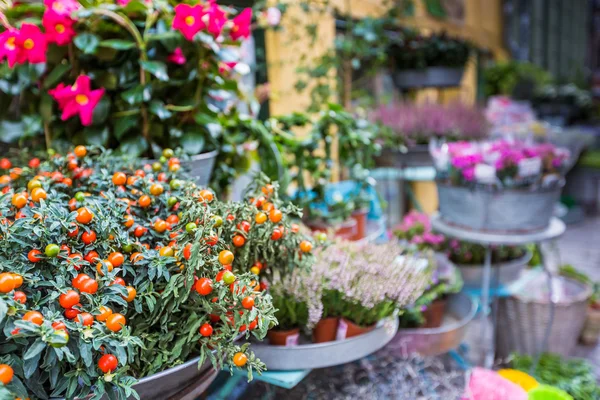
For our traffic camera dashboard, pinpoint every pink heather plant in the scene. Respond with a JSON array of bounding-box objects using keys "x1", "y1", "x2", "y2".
[{"x1": 371, "y1": 102, "x2": 488, "y2": 145}]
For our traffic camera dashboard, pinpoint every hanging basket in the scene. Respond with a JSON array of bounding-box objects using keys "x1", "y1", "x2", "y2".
[
  {"x1": 457, "y1": 251, "x2": 533, "y2": 288},
  {"x1": 374, "y1": 145, "x2": 433, "y2": 168},
  {"x1": 392, "y1": 67, "x2": 464, "y2": 89},
  {"x1": 183, "y1": 150, "x2": 219, "y2": 187},
  {"x1": 437, "y1": 182, "x2": 564, "y2": 233}
]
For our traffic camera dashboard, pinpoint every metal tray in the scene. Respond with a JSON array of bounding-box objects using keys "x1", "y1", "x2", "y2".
[
  {"x1": 251, "y1": 318, "x2": 399, "y2": 370},
  {"x1": 386, "y1": 293, "x2": 477, "y2": 357}
]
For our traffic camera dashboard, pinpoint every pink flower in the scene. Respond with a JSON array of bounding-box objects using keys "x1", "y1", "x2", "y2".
[
  {"x1": 218, "y1": 61, "x2": 237, "y2": 74},
  {"x1": 230, "y1": 8, "x2": 252, "y2": 41},
  {"x1": 44, "y1": 0, "x2": 80, "y2": 16},
  {"x1": 462, "y1": 167, "x2": 475, "y2": 181},
  {"x1": 205, "y1": 2, "x2": 227, "y2": 37},
  {"x1": 265, "y1": 7, "x2": 282, "y2": 26},
  {"x1": 16, "y1": 23, "x2": 47, "y2": 64},
  {"x1": 173, "y1": 4, "x2": 206, "y2": 41},
  {"x1": 43, "y1": 10, "x2": 77, "y2": 46},
  {"x1": 167, "y1": 47, "x2": 186, "y2": 65},
  {"x1": 49, "y1": 75, "x2": 105, "y2": 126},
  {"x1": 0, "y1": 30, "x2": 19, "y2": 68},
  {"x1": 117, "y1": 0, "x2": 130, "y2": 5}
]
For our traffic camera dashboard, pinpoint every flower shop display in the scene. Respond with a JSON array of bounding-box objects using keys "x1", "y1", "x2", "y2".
[
  {"x1": 389, "y1": 30, "x2": 472, "y2": 89},
  {"x1": 0, "y1": 145, "x2": 328, "y2": 399},
  {"x1": 483, "y1": 61, "x2": 553, "y2": 99},
  {"x1": 0, "y1": 0, "x2": 281, "y2": 191},
  {"x1": 395, "y1": 211, "x2": 531, "y2": 287},
  {"x1": 510, "y1": 353, "x2": 600, "y2": 400},
  {"x1": 533, "y1": 84, "x2": 595, "y2": 125},
  {"x1": 267, "y1": 104, "x2": 382, "y2": 240},
  {"x1": 432, "y1": 139, "x2": 570, "y2": 233}
]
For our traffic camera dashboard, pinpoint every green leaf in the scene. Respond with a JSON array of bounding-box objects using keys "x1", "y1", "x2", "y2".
[
  {"x1": 99, "y1": 39, "x2": 137, "y2": 50},
  {"x1": 43, "y1": 63, "x2": 71, "y2": 89},
  {"x1": 0, "y1": 120, "x2": 24, "y2": 143},
  {"x1": 92, "y1": 96, "x2": 110, "y2": 125},
  {"x1": 149, "y1": 101, "x2": 172, "y2": 120},
  {"x1": 23, "y1": 351, "x2": 41, "y2": 378},
  {"x1": 83, "y1": 127, "x2": 109, "y2": 146},
  {"x1": 180, "y1": 131, "x2": 205, "y2": 155},
  {"x1": 140, "y1": 60, "x2": 169, "y2": 81},
  {"x1": 121, "y1": 85, "x2": 152, "y2": 105},
  {"x1": 118, "y1": 134, "x2": 148, "y2": 157},
  {"x1": 24, "y1": 339, "x2": 46, "y2": 360},
  {"x1": 0, "y1": 299, "x2": 6, "y2": 324},
  {"x1": 74, "y1": 33, "x2": 100, "y2": 55},
  {"x1": 123, "y1": 0, "x2": 149, "y2": 13},
  {"x1": 114, "y1": 115, "x2": 139, "y2": 139},
  {"x1": 39, "y1": 93, "x2": 53, "y2": 122}
]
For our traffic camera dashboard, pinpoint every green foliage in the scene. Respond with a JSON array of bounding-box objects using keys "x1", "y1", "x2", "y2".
[
  {"x1": 511, "y1": 353, "x2": 600, "y2": 400},
  {"x1": 323, "y1": 289, "x2": 396, "y2": 328},
  {"x1": 270, "y1": 292, "x2": 308, "y2": 331},
  {"x1": 483, "y1": 61, "x2": 553, "y2": 99}
]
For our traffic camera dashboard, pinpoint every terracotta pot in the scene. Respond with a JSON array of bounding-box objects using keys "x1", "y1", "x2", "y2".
[
  {"x1": 312, "y1": 317, "x2": 339, "y2": 343},
  {"x1": 422, "y1": 299, "x2": 446, "y2": 328},
  {"x1": 267, "y1": 328, "x2": 300, "y2": 346},
  {"x1": 305, "y1": 218, "x2": 358, "y2": 240},
  {"x1": 351, "y1": 209, "x2": 368, "y2": 240},
  {"x1": 337, "y1": 317, "x2": 374, "y2": 339}
]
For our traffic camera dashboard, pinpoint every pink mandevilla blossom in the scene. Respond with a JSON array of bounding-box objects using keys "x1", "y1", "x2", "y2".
[
  {"x1": 44, "y1": 0, "x2": 80, "y2": 16},
  {"x1": 218, "y1": 61, "x2": 237, "y2": 74},
  {"x1": 16, "y1": 24, "x2": 47, "y2": 64},
  {"x1": 205, "y1": 2, "x2": 227, "y2": 37},
  {"x1": 172, "y1": 4, "x2": 206, "y2": 41},
  {"x1": 0, "y1": 30, "x2": 20, "y2": 68},
  {"x1": 167, "y1": 48, "x2": 186, "y2": 65},
  {"x1": 49, "y1": 75, "x2": 105, "y2": 126},
  {"x1": 230, "y1": 8, "x2": 252, "y2": 41},
  {"x1": 43, "y1": 10, "x2": 77, "y2": 46}
]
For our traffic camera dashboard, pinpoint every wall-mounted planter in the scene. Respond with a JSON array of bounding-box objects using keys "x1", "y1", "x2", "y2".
[{"x1": 393, "y1": 67, "x2": 464, "y2": 89}]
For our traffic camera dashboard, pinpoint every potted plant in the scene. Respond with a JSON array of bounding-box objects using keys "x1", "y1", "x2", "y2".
[
  {"x1": 267, "y1": 277, "x2": 309, "y2": 346},
  {"x1": 371, "y1": 102, "x2": 488, "y2": 167},
  {"x1": 395, "y1": 211, "x2": 532, "y2": 287},
  {"x1": 0, "y1": 0, "x2": 280, "y2": 190},
  {"x1": 431, "y1": 139, "x2": 570, "y2": 233},
  {"x1": 268, "y1": 104, "x2": 382, "y2": 240},
  {"x1": 388, "y1": 29, "x2": 472, "y2": 89},
  {"x1": 311, "y1": 240, "x2": 431, "y2": 338},
  {"x1": 0, "y1": 145, "x2": 286, "y2": 399}
]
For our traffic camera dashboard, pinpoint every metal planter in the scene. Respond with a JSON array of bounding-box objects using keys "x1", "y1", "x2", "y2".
[
  {"x1": 386, "y1": 293, "x2": 477, "y2": 357},
  {"x1": 374, "y1": 146, "x2": 433, "y2": 168},
  {"x1": 393, "y1": 67, "x2": 464, "y2": 90},
  {"x1": 250, "y1": 318, "x2": 398, "y2": 370},
  {"x1": 457, "y1": 251, "x2": 532, "y2": 288},
  {"x1": 182, "y1": 150, "x2": 218, "y2": 187},
  {"x1": 437, "y1": 182, "x2": 564, "y2": 233}
]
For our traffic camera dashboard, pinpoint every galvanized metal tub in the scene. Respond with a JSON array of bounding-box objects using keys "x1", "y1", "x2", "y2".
[
  {"x1": 183, "y1": 150, "x2": 218, "y2": 187},
  {"x1": 457, "y1": 251, "x2": 532, "y2": 288},
  {"x1": 251, "y1": 318, "x2": 398, "y2": 370},
  {"x1": 374, "y1": 146, "x2": 433, "y2": 168},
  {"x1": 496, "y1": 276, "x2": 592, "y2": 359},
  {"x1": 393, "y1": 67, "x2": 464, "y2": 89},
  {"x1": 387, "y1": 293, "x2": 477, "y2": 357},
  {"x1": 437, "y1": 182, "x2": 564, "y2": 233}
]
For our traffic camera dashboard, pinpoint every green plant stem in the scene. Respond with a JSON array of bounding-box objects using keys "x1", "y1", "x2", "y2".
[
  {"x1": 194, "y1": 44, "x2": 207, "y2": 104},
  {"x1": 43, "y1": 122, "x2": 51, "y2": 151}
]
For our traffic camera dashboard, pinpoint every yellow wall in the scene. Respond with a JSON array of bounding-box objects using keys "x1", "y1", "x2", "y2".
[{"x1": 265, "y1": 0, "x2": 508, "y2": 116}]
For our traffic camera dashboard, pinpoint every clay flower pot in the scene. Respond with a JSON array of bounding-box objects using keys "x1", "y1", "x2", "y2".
[
  {"x1": 312, "y1": 317, "x2": 339, "y2": 343},
  {"x1": 337, "y1": 317, "x2": 374, "y2": 339},
  {"x1": 351, "y1": 209, "x2": 368, "y2": 241},
  {"x1": 422, "y1": 299, "x2": 446, "y2": 328},
  {"x1": 267, "y1": 328, "x2": 300, "y2": 346}
]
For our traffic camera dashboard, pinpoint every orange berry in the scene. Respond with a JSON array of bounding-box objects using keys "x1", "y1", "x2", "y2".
[{"x1": 112, "y1": 172, "x2": 127, "y2": 186}]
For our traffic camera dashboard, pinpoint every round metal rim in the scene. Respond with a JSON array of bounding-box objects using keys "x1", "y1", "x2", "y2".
[
  {"x1": 135, "y1": 355, "x2": 207, "y2": 385},
  {"x1": 189, "y1": 149, "x2": 219, "y2": 161},
  {"x1": 398, "y1": 293, "x2": 478, "y2": 336},
  {"x1": 436, "y1": 180, "x2": 566, "y2": 194},
  {"x1": 455, "y1": 249, "x2": 533, "y2": 270}
]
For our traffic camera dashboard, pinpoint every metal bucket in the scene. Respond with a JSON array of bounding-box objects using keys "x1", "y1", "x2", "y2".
[
  {"x1": 250, "y1": 318, "x2": 398, "y2": 370},
  {"x1": 457, "y1": 251, "x2": 532, "y2": 288},
  {"x1": 437, "y1": 183, "x2": 563, "y2": 233},
  {"x1": 183, "y1": 150, "x2": 218, "y2": 187},
  {"x1": 387, "y1": 293, "x2": 477, "y2": 357},
  {"x1": 496, "y1": 276, "x2": 592, "y2": 359},
  {"x1": 393, "y1": 67, "x2": 464, "y2": 89},
  {"x1": 374, "y1": 146, "x2": 433, "y2": 169}
]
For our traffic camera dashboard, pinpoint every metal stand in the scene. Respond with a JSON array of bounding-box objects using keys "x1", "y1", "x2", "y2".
[{"x1": 431, "y1": 215, "x2": 566, "y2": 368}]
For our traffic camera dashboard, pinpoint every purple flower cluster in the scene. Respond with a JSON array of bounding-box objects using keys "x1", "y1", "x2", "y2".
[
  {"x1": 432, "y1": 139, "x2": 570, "y2": 185},
  {"x1": 312, "y1": 240, "x2": 431, "y2": 311},
  {"x1": 371, "y1": 102, "x2": 488, "y2": 145}
]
